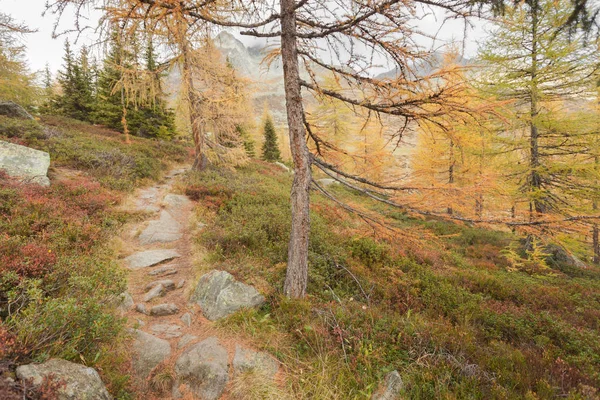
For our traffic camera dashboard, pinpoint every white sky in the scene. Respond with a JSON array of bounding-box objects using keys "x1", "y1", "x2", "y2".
[{"x1": 2, "y1": 0, "x2": 489, "y2": 75}]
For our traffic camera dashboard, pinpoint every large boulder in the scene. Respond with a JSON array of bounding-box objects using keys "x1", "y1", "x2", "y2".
[
  {"x1": 233, "y1": 345, "x2": 279, "y2": 378},
  {"x1": 0, "y1": 140, "x2": 50, "y2": 186},
  {"x1": 173, "y1": 337, "x2": 229, "y2": 400},
  {"x1": 131, "y1": 329, "x2": 172, "y2": 380},
  {"x1": 544, "y1": 244, "x2": 587, "y2": 269},
  {"x1": 371, "y1": 370, "x2": 403, "y2": 400},
  {"x1": 190, "y1": 270, "x2": 265, "y2": 321},
  {"x1": 0, "y1": 101, "x2": 34, "y2": 120},
  {"x1": 16, "y1": 359, "x2": 110, "y2": 400}
]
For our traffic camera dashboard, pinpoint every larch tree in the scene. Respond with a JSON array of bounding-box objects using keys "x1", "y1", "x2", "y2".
[
  {"x1": 477, "y1": 0, "x2": 599, "y2": 219},
  {"x1": 0, "y1": 13, "x2": 36, "y2": 107}
]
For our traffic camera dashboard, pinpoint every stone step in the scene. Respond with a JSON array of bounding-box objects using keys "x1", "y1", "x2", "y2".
[{"x1": 124, "y1": 249, "x2": 181, "y2": 270}]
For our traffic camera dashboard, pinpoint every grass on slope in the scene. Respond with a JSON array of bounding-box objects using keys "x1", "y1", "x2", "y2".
[
  {"x1": 184, "y1": 161, "x2": 600, "y2": 400},
  {"x1": 0, "y1": 115, "x2": 190, "y2": 399}
]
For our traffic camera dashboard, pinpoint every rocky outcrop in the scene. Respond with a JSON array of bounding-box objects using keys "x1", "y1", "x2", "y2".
[
  {"x1": 190, "y1": 270, "x2": 265, "y2": 321},
  {"x1": 16, "y1": 359, "x2": 110, "y2": 400},
  {"x1": 371, "y1": 370, "x2": 403, "y2": 400},
  {"x1": 0, "y1": 141, "x2": 50, "y2": 186},
  {"x1": 173, "y1": 337, "x2": 229, "y2": 400},
  {"x1": 0, "y1": 101, "x2": 34, "y2": 120},
  {"x1": 131, "y1": 329, "x2": 171, "y2": 380}
]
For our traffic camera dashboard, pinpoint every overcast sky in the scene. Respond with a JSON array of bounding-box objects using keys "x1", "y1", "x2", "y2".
[{"x1": 2, "y1": 0, "x2": 489, "y2": 75}]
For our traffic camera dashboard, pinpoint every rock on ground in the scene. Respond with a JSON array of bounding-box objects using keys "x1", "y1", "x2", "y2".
[
  {"x1": 131, "y1": 329, "x2": 171, "y2": 380},
  {"x1": 233, "y1": 345, "x2": 279, "y2": 378},
  {"x1": 143, "y1": 284, "x2": 164, "y2": 302},
  {"x1": 177, "y1": 334, "x2": 198, "y2": 349},
  {"x1": 0, "y1": 140, "x2": 50, "y2": 186},
  {"x1": 145, "y1": 279, "x2": 176, "y2": 291},
  {"x1": 371, "y1": 370, "x2": 403, "y2": 400},
  {"x1": 544, "y1": 244, "x2": 588, "y2": 269},
  {"x1": 173, "y1": 337, "x2": 229, "y2": 400},
  {"x1": 117, "y1": 292, "x2": 134, "y2": 312},
  {"x1": 274, "y1": 161, "x2": 290, "y2": 173},
  {"x1": 190, "y1": 270, "x2": 265, "y2": 321},
  {"x1": 151, "y1": 323, "x2": 182, "y2": 338},
  {"x1": 124, "y1": 249, "x2": 180, "y2": 270},
  {"x1": 16, "y1": 359, "x2": 110, "y2": 400},
  {"x1": 148, "y1": 266, "x2": 178, "y2": 276},
  {"x1": 0, "y1": 101, "x2": 34, "y2": 119},
  {"x1": 150, "y1": 303, "x2": 179, "y2": 316},
  {"x1": 316, "y1": 178, "x2": 340, "y2": 187},
  {"x1": 139, "y1": 210, "x2": 183, "y2": 245}
]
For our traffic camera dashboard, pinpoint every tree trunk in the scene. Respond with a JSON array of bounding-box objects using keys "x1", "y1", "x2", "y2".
[
  {"x1": 529, "y1": 2, "x2": 544, "y2": 217},
  {"x1": 281, "y1": 0, "x2": 311, "y2": 298},
  {"x1": 447, "y1": 139, "x2": 455, "y2": 215},
  {"x1": 181, "y1": 38, "x2": 207, "y2": 171},
  {"x1": 594, "y1": 156, "x2": 599, "y2": 264}
]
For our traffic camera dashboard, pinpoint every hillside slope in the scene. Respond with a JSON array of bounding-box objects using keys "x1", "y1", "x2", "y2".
[
  {"x1": 0, "y1": 115, "x2": 191, "y2": 398},
  {"x1": 182, "y1": 162, "x2": 600, "y2": 399}
]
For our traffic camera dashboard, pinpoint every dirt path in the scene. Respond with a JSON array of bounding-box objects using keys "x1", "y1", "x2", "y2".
[{"x1": 116, "y1": 166, "x2": 283, "y2": 400}]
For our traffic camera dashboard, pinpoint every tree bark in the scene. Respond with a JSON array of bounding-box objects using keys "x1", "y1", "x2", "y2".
[
  {"x1": 594, "y1": 156, "x2": 599, "y2": 264},
  {"x1": 181, "y1": 37, "x2": 207, "y2": 171},
  {"x1": 281, "y1": 0, "x2": 311, "y2": 298},
  {"x1": 448, "y1": 139, "x2": 455, "y2": 215},
  {"x1": 529, "y1": 1, "x2": 545, "y2": 217}
]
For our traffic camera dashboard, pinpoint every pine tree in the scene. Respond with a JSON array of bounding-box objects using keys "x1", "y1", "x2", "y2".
[
  {"x1": 261, "y1": 114, "x2": 281, "y2": 162},
  {"x1": 54, "y1": 41, "x2": 96, "y2": 121},
  {"x1": 39, "y1": 64, "x2": 54, "y2": 114},
  {"x1": 92, "y1": 32, "x2": 126, "y2": 130}
]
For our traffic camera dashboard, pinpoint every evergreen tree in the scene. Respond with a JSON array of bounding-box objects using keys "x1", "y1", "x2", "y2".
[
  {"x1": 261, "y1": 114, "x2": 281, "y2": 162},
  {"x1": 237, "y1": 124, "x2": 256, "y2": 157},
  {"x1": 92, "y1": 32, "x2": 129, "y2": 130},
  {"x1": 39, "y1": 64, "x2": 54, "y2": 114},
  {"x1": 133, "y1": 36, "x2": 175, "y2": 139},
  {"x1": 54, "y1": 41, "x2": 96, "y2": 121},
  {"x1": 93, "y1": 31, "x2": 175, "y2": 138}
]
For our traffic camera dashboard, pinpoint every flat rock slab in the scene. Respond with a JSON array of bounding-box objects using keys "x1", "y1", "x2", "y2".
[
  {"x1": 174, "y1": 337, "x2": 228, "y2": 400},
  {"x1": 131, "y1": 329, "x2": 171, "y2": 380},
  {"x1": 371, "y1": 370, "x2": 403, "y2": 400},
  {"x1": 177, "y1": 334, "x2": 198, "y2": 349},
  {"x1": 145, "y1": 279, "x2": 176, "y2": 291},
  {"x1": 233, "y1": 345, "x2": 279, "y2": 378},
  {"x1": 190, "y1": 270, "x2": 265, "y2": 321},
  {"x1": 0, "y1": 140, "x2": 50, "y2": 186},
  {"x1": 139, "y1": 210, "x2": 183, "y2": 245},
  {"x1": 16, "y1": 359, "x2": 110, "y2": 400},
  {"x1": 151, "y1": 323, "x2": 182, "y2": 338},
  {"x1": 148, "y1": 266, "x2": 178, "y2": 276},
  {"x1": 163, "y1": 194, "x2": 192, "y2": 219},
  {"x1": 125, "y1": 249, "x2": 180, "y2": 270}
]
